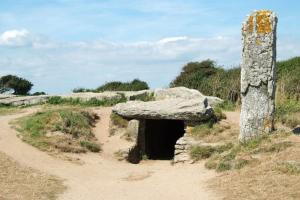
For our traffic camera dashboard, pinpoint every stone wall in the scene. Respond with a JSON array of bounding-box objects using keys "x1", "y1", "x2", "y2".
[{"x1": 240, "y1": 10, "x2": 277, "y2": 140}]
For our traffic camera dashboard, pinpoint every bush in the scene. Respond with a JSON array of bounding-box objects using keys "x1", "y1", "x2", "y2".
[
  {"x1": 171, "y1": 57, "x2": 300, "y2": 103},
  {"x1": 0, "y1": 75, "x2": 33, "y2": 95},
  {"x1": 170, "y1": 60, "x2": 240, "y2": 102},
  {"x1": 72, "y1": 87, "x2": 94, "y2": 93},
  {"x1": 32, "y1": 92, "x2": 46, "y2": 96},
  {"x1": 96, "y1": 79, "x2": 149, "y2": 92}
]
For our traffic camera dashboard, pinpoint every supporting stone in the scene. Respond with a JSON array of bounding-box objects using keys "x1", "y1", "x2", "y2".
[{"x1": 240, "y1": 10, "x2": 278, "y2": 140}]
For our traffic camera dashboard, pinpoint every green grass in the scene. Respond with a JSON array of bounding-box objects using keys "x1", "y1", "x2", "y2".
[
  {"x1": 189, "y1": 143, "x2": 233, "y2": 161},
  {"x1": 189, "y1": 121, "x2": 230, "y2": 141},
  {"x1": 0, "y1": 105, "x2": 20, "y2": 116},
  {"x1": 110, "y1": 113, "x2": 128, "y2": 128},
  {"x1": 201, "y1": 132, "x2": 294, "y2": 172},
  {"x1": 47, "y1": 95, "x2": 127, "y2": 107},
  {"x1": 276, "y1": 100, "x2": 300, "y2": 128},
  {"x1": 215, "y1": 100, "x2": 237, "y2": 111},
  {"x1": 129, "y1": 92, "x2": 155, "y2": 101},
  {"x1": 80, "y1": 140, "x2": 101, "y2": 152},
  {"x1": 15, "y1": 108, "x2": 101, "y2": 153}
]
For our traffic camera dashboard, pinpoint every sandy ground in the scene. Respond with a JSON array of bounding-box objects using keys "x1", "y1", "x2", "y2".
[{"x1": 0, "y1": 107, "x2": 220, "y2": 200}]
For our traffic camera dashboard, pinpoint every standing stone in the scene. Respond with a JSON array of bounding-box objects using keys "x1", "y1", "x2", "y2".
[{"x1": 240, "y1": 10, "x2": 278, "y2": 140}]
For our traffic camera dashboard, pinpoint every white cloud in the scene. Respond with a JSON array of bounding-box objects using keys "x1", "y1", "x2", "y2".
[
  {"x1": 0, "y1": 29, "x2": 31, "y2": 46},
  {"x1": 0, "y1": 29, "x2": 299, "y2": 94}
]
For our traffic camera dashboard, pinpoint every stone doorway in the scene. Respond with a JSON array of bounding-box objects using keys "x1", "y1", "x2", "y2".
[{"x1": 144, "y1": 119, "x2": 185, "y2": 160}]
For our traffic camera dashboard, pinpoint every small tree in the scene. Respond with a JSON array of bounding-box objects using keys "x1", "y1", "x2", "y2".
[{"x1": 0, "y1": 75, "x2": 33, "y2": 95}]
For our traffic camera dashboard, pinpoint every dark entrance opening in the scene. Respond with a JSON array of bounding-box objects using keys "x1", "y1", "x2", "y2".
[{"x1": 145, "y1": 119, "x2": 185, "y2": 160}]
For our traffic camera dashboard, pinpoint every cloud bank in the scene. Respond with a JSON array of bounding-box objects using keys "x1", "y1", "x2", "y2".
[{"x1": 0, "y1": 29, "x2": 299, "y2": 94}]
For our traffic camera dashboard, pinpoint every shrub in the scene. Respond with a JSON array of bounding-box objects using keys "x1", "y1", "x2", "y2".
[
  {"x1": 72, "y1": 87, "x2": 94, "y2": 93},
  {"x1": 96, "y1": 79, "x2": 149, "y2": 92},
  {"x1": 32, "y1": 92, "x2": 46, "y2": 96},
  {"x1": 170, "y1": 60, "x2": 240, "y2": 102},
  {"x1": 0, "y1": 75, "x2": 33, "y2": 95},
  {"x1": 171, "y1": 57, "x2": 300, "y2": 103}
]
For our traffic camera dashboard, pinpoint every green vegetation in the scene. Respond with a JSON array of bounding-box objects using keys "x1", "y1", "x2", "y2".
[
  {"x1": 215, "y1": 100, "x2": 238, "y2": 111},
  {"x1": 0, "y1": 75, "x2": 33, "y2": 95},
  {"x1": 31, "y1": 91, "x2": 46, "y2": 96},
  {"x1": 96, "y1": 79, "x2": 149, "y2": 92},
  {"x1": 15, "y1": 108, "x2": 101, "y2": 153},
  {"x1": 276, "y1": 57, "x2": 300, "y2": 101},
  {"x1": 190, "y1": 143, "x2": 233, "y2": 161},
  {"x1": 110, "y1": 113, "x2": 128, "y2": 128},
  {"x1": 47, "y1": 95, "x2": 127, "y2": 107},
  {"x1": 276, "y1": 100, "x2": 300, "y2": 128},
  {"x1": 170, "y1": 60, "x2": 240, "y2": 102},
  {"x1": 80, "y1": 140, "x2": 101, "y2": 152},
  {"x1": 129, "y1": 92, "x2": 155, "y2": 101},
  {"x1": 171, "y1": 57, "x2": 300, "y2": 103},
  {"x1": 72, "y1": 87, "x2": 94, "y2": 93},
  {"x1": 0, "y1": 104, "x2": 20, "y2": 116},
  {"x1": 191, "y1": 132, "x2": 294, "y2": 172}
]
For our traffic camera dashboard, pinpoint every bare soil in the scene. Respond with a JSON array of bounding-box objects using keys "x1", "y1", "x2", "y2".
[{"x1": 0, "y1": 107, "x2": 220, "y2": 200}]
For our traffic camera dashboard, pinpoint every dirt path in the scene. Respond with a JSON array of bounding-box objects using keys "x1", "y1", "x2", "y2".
[{"x1": 0, "y1": 107, "x2": 220, "y2": 200}]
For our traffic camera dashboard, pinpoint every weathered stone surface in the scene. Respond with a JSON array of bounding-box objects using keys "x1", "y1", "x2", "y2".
[
  {"x1": 154, "y1": 87, "x2": 223, "y2": 106},
  {"x1": 126, "y1": 120, "x2": 139, "y2": 140},
  {"x1": 0, "y1": 94, "x2": 16, "y2": 100},
  {"x1": 240, "y1": 10, "x2": 277, "y2": 140},
  {"x1": 61, "y1": 92, "x2": 122, "y2": 101},
  {"x1": 0, "y1": 95, "x2": 50, "y2": 106},
  {"x1": 113, "y1": 98, "x2": 213, "y2": 121},
  {"x1": 62, "y1": 90, "x2": 153, "y2": 101}
]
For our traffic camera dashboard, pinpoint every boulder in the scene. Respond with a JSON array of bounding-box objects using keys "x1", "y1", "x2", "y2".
[
  {"x1": 154, "y1": 87, "x2": 223, "y2": 106},
  {"x1": 113, "y1": 97, "x2": 213, "y2": 121},
  {"x1": 0, "y1": 95, "x2": 50, "y2": 106}
]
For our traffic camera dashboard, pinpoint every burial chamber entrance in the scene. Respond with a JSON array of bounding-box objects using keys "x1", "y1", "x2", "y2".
[{"x1": 144, "y1": 119, "x2": 185, "y2": 160}]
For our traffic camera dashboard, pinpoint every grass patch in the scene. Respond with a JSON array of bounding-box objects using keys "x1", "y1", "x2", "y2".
[
  {"x1": 209, "y1": 133, "x2": 300, "y2": 200},
  {"x1": 129, "y1": 92, "x2": 155, "y2": 101},
  {"x1": 276, "y1": 99, "x2": 300, "y2": 128},
  {"x1": 14, "y1": 108, "x2": 101, "y2": 153},
  {"x1": 80, "y1": 140, "x2": 101, "y2": 152},
  {"x1": 0, "y1": 104, "x2": 21, "y2": 116},
  {"x1": 110, "y1": 113, "x2": 128, "y2": 128},
  {"x1": 47, "y1": 95, "x2": 127, "y2": 107},
  {"x1": 188, "y1": 120, "x2": 234, "y2": 143},
  {"x1": 215, "y1": 100, "x2": 237, "y2": 111},
  {"x1": 202, "y1": 132, "x2": 294, "y2": 172},
  {"x1": 189, "y1": 143, "x2": 233, "y2": 161}
]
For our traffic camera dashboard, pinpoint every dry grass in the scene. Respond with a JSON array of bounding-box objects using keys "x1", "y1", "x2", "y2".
[
  {"x1": 188, "y1": 120, "x2": 238, "y2": 143},
  {"x1": 0, "y1": 152, "x2": 66, "y2": 200},
  {"x1": 209, "y1": 134, "x2": 300, "y2": 200},
  {"x1": 0, "y1": 106, "x2": 21, "y2": 116}
]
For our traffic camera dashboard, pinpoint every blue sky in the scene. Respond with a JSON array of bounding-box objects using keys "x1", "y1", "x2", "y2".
[{"x1": 0, "y1": 0, "x2": 300, "y2": 94}]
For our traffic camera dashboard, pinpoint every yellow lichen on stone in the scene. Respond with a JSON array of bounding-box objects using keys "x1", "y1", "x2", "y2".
[
  {"x1": 245, "y1": 15, "x2": 254, "y2": 33},
  {"x1": 256, "y1": 10, "x2": 272, "y2": 34},
  {"x1": 256, "y1": 39, "x2": 261, "y2": 45}
]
